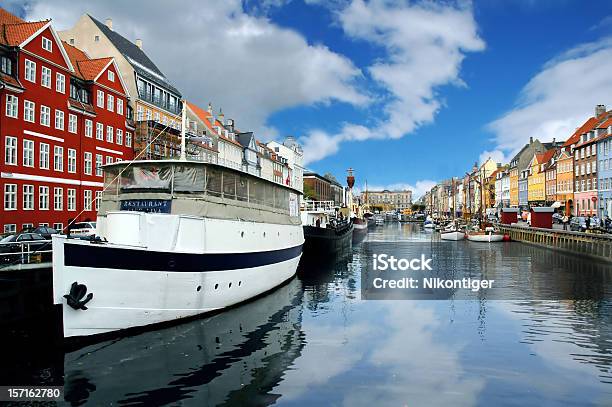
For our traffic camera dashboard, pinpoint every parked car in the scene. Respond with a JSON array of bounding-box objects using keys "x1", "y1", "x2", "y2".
[
  {"x1": 68, "y1": 221, "x2": 97, "y2": 237},
  {"x1": 552, "y1": 213, "x2": 563, "y2": 224},
  {"x1": 20, "y1": 226, "x2": 60, "y2": 240},
  {"x1": 570, "y1": 216, "x2": 587, "y2": 232},
  {"x1": 0, "y1": 232, "x2": 50, "y2": 264}
]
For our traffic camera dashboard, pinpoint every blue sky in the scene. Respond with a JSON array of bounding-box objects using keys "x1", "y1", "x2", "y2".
[{"x1": 10, "y1": 0, "x2": 612, "y2": 197}]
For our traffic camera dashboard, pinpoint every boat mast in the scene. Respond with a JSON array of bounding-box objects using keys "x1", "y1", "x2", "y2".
[{"x1": 180, "y1": 100, "x2": 187, "y2": 161}]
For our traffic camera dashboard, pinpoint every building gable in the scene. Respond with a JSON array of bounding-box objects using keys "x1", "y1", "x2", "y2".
[
  {"x1": 94, "y1": 59, "x2": 130, "y2": 96},
  {"x1": 21, "y1": 24, "x2": 73, "y2": 72}
]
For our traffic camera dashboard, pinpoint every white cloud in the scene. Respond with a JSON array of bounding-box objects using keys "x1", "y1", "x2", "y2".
[
  {"x1": 479, "y1": 149, "x2": 507, "y2": 166},
  {"x1": 486, "y1": 37, "x2": 612, "y2": 160},
  {"x1": 301, "y1": 0, "x2": 484, "y2": 163},
  {"x1": 21, "y1": 0, "x2": 366, "y2": 137}
]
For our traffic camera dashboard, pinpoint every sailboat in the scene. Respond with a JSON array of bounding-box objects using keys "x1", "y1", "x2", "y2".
[{"x1": 440, "y1": 178, "x2": 465, "y2": 241}]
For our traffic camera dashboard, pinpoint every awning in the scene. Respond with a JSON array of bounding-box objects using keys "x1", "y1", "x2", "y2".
[{"x1": 551, "y1": 201, "x2": 562, "y2": 208}]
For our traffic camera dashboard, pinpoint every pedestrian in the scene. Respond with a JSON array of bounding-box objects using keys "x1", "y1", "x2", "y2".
[
  {"x1": 586, "y1": 216, "x2": 591, "y2": 230},
  {"x1": 562, "y1": 214, "x2": 569, "y2": 230}
]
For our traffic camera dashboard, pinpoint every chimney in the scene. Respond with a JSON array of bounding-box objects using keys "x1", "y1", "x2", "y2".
[
  {"x1": 218, "y1": 108, "x2": 225, "y2": 125},
  {"x1": 207, "y1": 102, "x2": 213, "y2": 114},
  {"x1": 595, "y1": 104, "x2": 606, "y2": 117},
  {"x1": 135, "y1": 39, "x2": 143, "y2": 49},
  {"x1": 529, "y1": 136, "x2": 533, "y2": 144},
  {"x1": 105, "y1": 18, "x2": 113, "y2": 30}
]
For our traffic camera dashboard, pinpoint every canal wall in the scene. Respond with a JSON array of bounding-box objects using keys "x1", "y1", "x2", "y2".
[{"x1": 498, "y1": 225, "x2": 612, "y2": 263}]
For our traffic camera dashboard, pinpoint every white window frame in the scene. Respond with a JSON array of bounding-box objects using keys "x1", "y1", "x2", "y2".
[
  {"x1": 96, "y1": 123, "x2": 103, "y2": 140},
  {"x1": 42, "y1": 37, "x2": 52, "y2": 52},
  {"x1": 84, "y1": 190, "x2": 92, "y2": 211},
  {"x1": 106, "y1": 125, "x2": 113, "y2": 143},
  {"x1": 68, "y1": 113, "x2": 77, "y2": 133},
  {"x1": 117, "y1": 99, "x2": 124, "y2": 115},
  {"x1": 22, "y1": 139, "x2": 34, "y2": 167},
  {"x1": 5, "y1": 94, "x2": 18, "y2": 118},
  {"x1": 55, "y1": 109, "x2": 64, "y2": 130},
  {"x1": 126, "y1": 132, "x2": 132, "y2": 147},
  {"x1": 95, "y1": 154, "x2": 103, "y2": 176},
  {"x1": 84, "y1": 152, "x2": 92, "y2": 175},
  {"x1": 23, "y1": 184, "x2": 34, "y2": 210},
  {"x1": 39, "y1": 142, "x2": 49, "y2": 169},
  {"x1": 40, "y1": 105, "x2": 50, "y2": 127},
  {"x1": 54, "y1": 146, "x2": 63, "y2": 172},
  {"x1": 95, "y1": 191, "x2": 102, "y2": 211},
  {"x1": 41, "y1": 66, "x2": 51, "y2": 88},
  {"x1": 4, "y1": 136, "x2": 17, "y2": 165},
  {"x1": 97, "y1": 90, "x2": 104, "y2": 108},
  {"x1": 116, "y1": 129, "x2": 123, "y2": 145},
  {"x1": 67, "y1": 188, "x2": 76, "y2": 211},
  {"x1": 24, "y1": 100, "x2": 35, "y2": 122},
  {"x1": 108, "y1": 70, "x2": 115, "y2": 82},
  {"x1": 56, "y1": 72, "x2": 65, "y2": 93},
  {"x1": 53, "y1": 187, "x2": 63, "y2": 211},
  {"x1": 85, "y1": 119, "x2": 93, "y2": 138},
  {"x1": 39, "y1": 186, "x2": 49, "y2": 210},
  {"x1": 67, "y1": 148, "x2": 77, "y2": 173},
  {"x1": 4, "y1": 184, "x2": 17, "y2": 210},
  {"x1": 107, "y1": 94, "x2": 114, "y2": 112},
  {"x1": 24, "y1": 59, "x2": 36, "y2": 83}
]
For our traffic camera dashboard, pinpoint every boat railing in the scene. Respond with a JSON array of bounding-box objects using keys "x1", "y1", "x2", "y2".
[
  {"x1": 301, "y1": 200, "x2": 336, "y2": 212},
  {"x1": 0, "y1": 240, "x2": 53, "y2": 270}
]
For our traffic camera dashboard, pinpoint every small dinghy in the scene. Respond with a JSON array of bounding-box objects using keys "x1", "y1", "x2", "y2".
[
  {"x1": 466, "y1": 230, "x2": 504, "y2": 242},
  {"x1": 440, "y1": 230, "x2": 465, "y2": 241}
]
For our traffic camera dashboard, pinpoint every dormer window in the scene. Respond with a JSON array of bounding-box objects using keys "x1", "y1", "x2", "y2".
[{"x1": 42, "y1": 37, "x2": 52, "y2": 52}]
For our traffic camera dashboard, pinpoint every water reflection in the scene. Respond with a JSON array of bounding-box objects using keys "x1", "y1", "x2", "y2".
[{"x1": 3, "y1": 223, "x2": 612, "y2": 406}]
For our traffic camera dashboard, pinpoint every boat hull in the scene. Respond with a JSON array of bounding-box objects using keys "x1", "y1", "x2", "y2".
[
  {"x1": 440, "y1": 231, "x2": 465, "y2": 241},
  {"x1": 352, "y1": 219, "x2": 368, "y2": 243},
  {"x1": 467, "y1": 233, "x2": 504, "y2": 242},
  {"x1": 52, "y1": 219, "x2": 304, "y2": 339},
  {"x1": 303, "y1": 222, "x2": 353, "y2": 257}
]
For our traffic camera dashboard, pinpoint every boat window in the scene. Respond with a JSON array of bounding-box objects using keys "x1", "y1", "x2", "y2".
[
  {"x1": 236, "y1": 175, "x2": 248, "y2": 202},
  {"x1": 174, "y1": 165, "x2": 205, "y2": 193},
  {"x1": 205, "y1": 167, "x2": 222, "y2": 197},
  {"x1": 222, "y1": 172, "x2": 236, "y2": 200},
  {"x1": 120, "y1": 165, "x2": 172, "y2": 192}
]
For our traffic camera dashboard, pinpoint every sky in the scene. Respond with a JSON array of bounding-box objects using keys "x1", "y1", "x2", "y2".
[{"x1": 4, "y1": 0, "x2": 612, "y2": 198}]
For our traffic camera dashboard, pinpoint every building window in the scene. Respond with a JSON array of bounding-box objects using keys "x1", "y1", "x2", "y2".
[
  {"x1": 24, "y1": 100, "x2": 35, "y2": 122},
  {"x1": 4, "y1": 136, "x2": 17, "y2": 165},
  {"x1": 96, "y1": 123, "x2": 103, "y2": 140},
  {"x1": 85, "y1": 119, "x2": 93, "y2": 138},
  {"x1": 5, "y1": 94, "x2": 17, "y2": 118},
  {"x1": 94, "y1": 35, "x2": 100, "y2": 42},
  {"x1": 42, "y1": 37, "x2": 52, "y2": 52},
  {"x1": 137, "y1": 106, "x2": 143, "y2": 121},
  {"x1": 108, "y1": 70, "x2": 114, "y2": 82},
  {"x1": 4, "y1": 224, "x2": 16, "y2": 233},
  {"x1": 68, "y1": 113, "x2": 77, "y2": 133},
  {"x1": 146, "y1": 109, "x2": 151, "y2": 120},
  {"x1": 593, "y1": 160, "x2": 597, "y2": 173},
  {"x1": 40, "y1": 105, "x2": 50, "y2": 126},
  {"x1": 39, "y1": 186, "x2": 49, "y2": 210},
  {"x1": 55, "y1": 109, "x2": 64, "y2": 130},
  {"x1": 24, "y1": 59, "x2": 36, "y2": 82},
  {"x1": 68, "y1": 148, "x2": 76, "y2": 173},
  {"x1": 106, "y1": 126, "x2": 113, "y2": 143},
  {"x1": 116, "y1": 129, "x2": 123, "y2": 145},
  {"x1": 97, "y1": 90, "x2": 104, "y2": 108},
  {"x1": 53, "y1": 187, "x2": 63, "y2": 210},
  {"x1": 106, "y1": 156, "x2": 113, "y2": 165},
  {"x1": 39, "y1": 142, "x2": 49, "y2": 169},
  {"x1": 23, "y1": 139, "x2": 34, "y2": 167},
  {"x1": 54, "y1": 146, "x2": 63, "y2": 171},
  {"x1": 95, "y1": 154, "x2": 103, "y2": 176},
  {"x1": 23, "y1": 185, "x2": 34, "y2": 210},
  {"x1": 125, "y1": 132, "x2": 132, "y2": 147},
  {"x1": 53, "y1": 222, "x2": 62, "y2": 230},
  {"x1": 1, "y1": 56, "x2": 12, "y2": 75},
  {"x1": 94, "y1": 191, "x2": 102, "y2": 211},
  {"x1": 56, "y1": 72, "x2": 65, "y2": 93},
  {"x1": 84, "y1": 152, "x2": 92, "y2": 175},
  {"x1": 4, "y1": 184, "x2": 16, "y2": 210},
  {"x1": 41, "y1": 66, "x2": 52, "y2": 88},
  {"x1": 117, "y1": 99, "x2": 123, "y2": 115},
  {"x1": 84, "y1": 190, "x2": 92, "y2": 211},
  {"x1": 67, "y1": 189, "x2": 76, "y2": 211},
  {"x1": 107, "y1": 94, "x2": 114, "y2": 112}
]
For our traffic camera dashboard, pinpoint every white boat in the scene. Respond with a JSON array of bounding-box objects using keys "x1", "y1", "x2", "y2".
[
  {"x1": 52, "y1": 159, "x2": 304, "y2": 339},
  {"x1": 466, "y1": 231, "x2": 504, "y2": 242},
  {"x1": 423, "y1": 220, "x2": 434, "y2": 229},
  {"x1": 375, "y1": 216, "x2": 385, "y2": 226},
  {"x1": 440, "y1": 231, "x2": 465, "y2": 241}
]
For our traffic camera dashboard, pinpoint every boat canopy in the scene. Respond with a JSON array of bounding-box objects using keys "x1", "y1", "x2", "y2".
[{"x1": 101, "y1": 160, "x2": 299, "y2": 213}]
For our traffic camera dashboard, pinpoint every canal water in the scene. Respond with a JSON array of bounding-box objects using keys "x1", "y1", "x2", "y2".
[{"x1": 3, "y1": 222, "x2": 612, "y2": 406}]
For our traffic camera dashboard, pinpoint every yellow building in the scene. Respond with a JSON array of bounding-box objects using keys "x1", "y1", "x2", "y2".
[
  {"x1": 527, "y1": 150, "x2": 554, "y2": 204},
  {"x1": 509, "y1": 167, "x2": 519, "y2": 206},
  {"x1": 475, "y1": 158, "x2": 499, "y2": 212}
]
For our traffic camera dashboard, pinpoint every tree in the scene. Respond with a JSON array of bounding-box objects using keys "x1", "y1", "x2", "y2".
[
  {"x1": 323, "y1": 172, "x2": 339, "y2": 184},
  {"x1": 303, "y1": 184, "x2": 316, "y2": 200}
]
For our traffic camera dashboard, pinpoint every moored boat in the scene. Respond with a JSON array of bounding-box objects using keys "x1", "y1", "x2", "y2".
[
  {"x1": 52, "y1": 159, "x2": 304, "y2": 339},
  {"x1": 301, "y1": 201, "x2": 353, "y2": 258},
  {"x1": 352, "y1": 217, "x2": 368, "y2": 243},
  {"x1": 466, "y1": 231, "x2": 504, "y2": 242},
  {"x1": 440, "y1": 230, "x2": 465, "y2": 241}
]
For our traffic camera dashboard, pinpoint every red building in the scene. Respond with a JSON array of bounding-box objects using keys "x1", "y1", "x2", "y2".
[{"x1": 0, "y1": 8, "x2": 133, "y2": 234}]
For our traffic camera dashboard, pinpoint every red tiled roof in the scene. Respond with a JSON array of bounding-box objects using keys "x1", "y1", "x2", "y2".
[
  {"x1": 186, "y1": 101, "x2": 243, "y2": 147},
  {"x1": 598, "y1": 117, "x2": 612, "y2": 129},
  {"x1": 78, "y1": 57, "x2": 112, "y2": 80},
  {"x1": 0, "y1": 8, "x2": 25, "y2": 25},
  {"x1": 67, "y1": 99, "x2": 96, "y2": 115},
  {"x1": 2, "y1": 20, "x2": 48, "y2": 46},
  {"x1": 563, "y1": 111, "x2": 609, "y2": 147}
]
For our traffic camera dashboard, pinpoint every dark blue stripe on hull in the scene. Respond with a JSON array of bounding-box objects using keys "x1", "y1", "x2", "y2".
[{"x1": 64, "y1": 243, "x2": 303, "y2": 272}]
